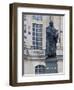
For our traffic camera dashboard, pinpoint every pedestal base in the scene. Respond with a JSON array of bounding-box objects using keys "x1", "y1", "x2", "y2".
[{"x1": 45, "y1": 57, "x2": 57, "y2": 73}]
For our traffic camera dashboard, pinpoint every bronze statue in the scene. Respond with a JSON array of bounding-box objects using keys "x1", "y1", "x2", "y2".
[{"x1": 46, "y1": 21, "x2": 58, "y2": 58}]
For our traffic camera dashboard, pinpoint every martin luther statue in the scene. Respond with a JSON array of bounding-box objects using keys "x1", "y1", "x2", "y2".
[{"x1": 46, "y1": 21, "x2": 58, "y2": 58}]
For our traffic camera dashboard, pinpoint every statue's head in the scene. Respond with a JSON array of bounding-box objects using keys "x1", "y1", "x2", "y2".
[{"x1": 49, "y1": 21, "x2": 53, "y2": 27}]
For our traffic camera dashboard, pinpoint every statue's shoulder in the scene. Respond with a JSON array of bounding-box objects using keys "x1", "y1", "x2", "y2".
[
  {"x1": 46, "y1": 26, "x2": 51, "y2": 31},
  {"x1": 46, "y1": 26, "x2": 49, "y2": 30}
]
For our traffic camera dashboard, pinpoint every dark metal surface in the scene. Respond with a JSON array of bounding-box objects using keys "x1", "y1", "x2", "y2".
[{"x1": 46, "y1": 21, "x2": 58, "y2": 57}]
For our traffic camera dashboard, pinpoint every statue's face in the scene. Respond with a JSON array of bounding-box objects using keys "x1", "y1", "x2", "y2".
[{"x1": 49, "y1": 21, "x2": 53, "y2": 27}]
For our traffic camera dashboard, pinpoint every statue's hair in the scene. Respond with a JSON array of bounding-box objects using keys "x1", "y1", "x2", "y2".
[
  {"x1": 49, "y1": 21, "x2": 53, "y2": 27},
  {"x1": 49, "y1": 21, "x2": 53, "y2": 24}
]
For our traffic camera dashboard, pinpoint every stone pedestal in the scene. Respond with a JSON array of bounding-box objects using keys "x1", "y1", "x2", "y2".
[
  {"x1": 45, "y1": 55, "x2": 63, "y2": 73},
  {"x1": 45, "y1": 57, "x2": 57, "y2": 73}
]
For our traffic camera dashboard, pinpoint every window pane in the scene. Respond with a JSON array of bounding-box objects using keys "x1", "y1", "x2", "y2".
[
  {"x1": 35, "y1": 46, "x2": 38, "y2": 49},
  {"x1": 36, "y1": 29, "x2": 38, "y2": 31},
  {"x1": 33, "y1": 23, "x2": 36, "y2": 27},
  {"x1": 36, "y1": 42, "x2": 38, "y2": 46},
  {"x1": 33, "y1": 28, "x2": 35, "y2": 31},
  {"x1": 36, "y1": 37, "x2": 42, "y2": 41},
  {"x1": 32, "y1": 37, "x2": 35, "y2": 40},
  {"x1": 33, "y1": 41, "x2": 35, "y2": 45},
  {"x1": 37, "y1": 29, "x2": 42, "y2": 32},
  {"x1": 32, "y1": 32, "x2": 35, "y2": 36}
]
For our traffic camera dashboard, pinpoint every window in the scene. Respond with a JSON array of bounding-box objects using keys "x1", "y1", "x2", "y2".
[
  {"x1": 32, "y1": 23, "x2": 43, "y2": 49},
  {"x1": 32, "y1": 15, "x2": 42, "y2": 21},
  {"x1": 35, "y1": 65, "x2": 45, "y2": 74}
]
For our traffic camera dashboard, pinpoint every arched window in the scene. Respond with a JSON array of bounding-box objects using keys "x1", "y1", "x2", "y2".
[{"x1": 35, "y1": 65, "x2": 46, "y2": 74}]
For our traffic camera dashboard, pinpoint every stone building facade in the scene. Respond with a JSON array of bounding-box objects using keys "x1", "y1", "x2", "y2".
[{"x1": 22, "y1": 14, "x2": 63, "y2": 75}]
